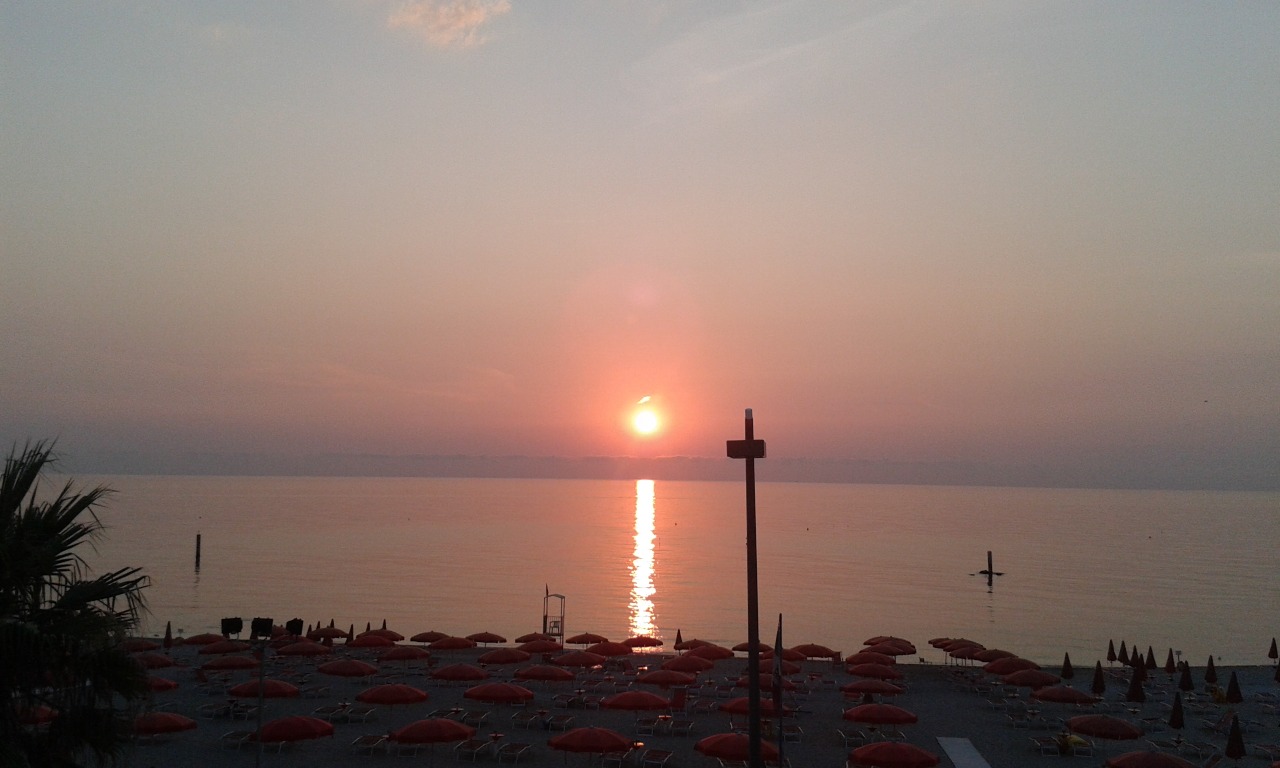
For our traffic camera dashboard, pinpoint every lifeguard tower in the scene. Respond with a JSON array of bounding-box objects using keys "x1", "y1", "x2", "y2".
[{"x1": 542, "y1": 590, "x2": 565, "y2": 642}]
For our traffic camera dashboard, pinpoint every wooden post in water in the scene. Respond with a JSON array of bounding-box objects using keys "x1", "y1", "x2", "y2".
[{"x1": 195, "y1": 533, "x2": 201, "y2": 570}]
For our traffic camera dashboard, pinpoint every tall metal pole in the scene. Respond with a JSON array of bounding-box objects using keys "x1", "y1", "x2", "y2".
[{"x1": 727, "y1": 409, "x2": 766, "y2": 768}]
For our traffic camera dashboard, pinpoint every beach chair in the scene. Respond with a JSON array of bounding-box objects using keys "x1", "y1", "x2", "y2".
[
  {"x1": 602, "y1": 749, "x2": 633, "y2": 768},
  {"x1": 200, "y1": 703, "x2": 231, "y2": 719},
  {"x1": 511, "y1": 710, "x2": 542, "y2": 729},
  {"x1": 351, "y1": 735, "x2": 388, "y2": 755},
  {"x1": 497, "y1": 743, "x2": 532, "y2": 764},
  {"x1": 837, "y1": 729, "x2": 867, "y2": 748},
  {"x1": 780, "y1": 724, "x2": 803, "y2": 743},
  {"x1": 461, "y1": 710, "x2": 488, "y2": 727},
  {"x1": 546, "y1": 714, "x2": 575, "y2": 731},
  {"x1": 636, "y1": 717, "x2": 658, "y2": 735},
  {"x1": 1070, "y1": 738, "x2": 1094, "y2": 757},
  {"x1": 1031, "y1": 736, "x2": 1059, "y2": 756},
  {"x1": 220, "y1": 730, "x2": 252, "y2": 750},
  {"x1": 346, "y1": 706, "x2": 377, "y2": 723},
  {"x1": 641, "y1": 749, "x2": 673, "y2": 768},
  {"x1": 669, "y1": 718, "x2": 694, "y2": 736},
  {"x1": 454, "y1": 738, "x2": 491, "y2": 762}
]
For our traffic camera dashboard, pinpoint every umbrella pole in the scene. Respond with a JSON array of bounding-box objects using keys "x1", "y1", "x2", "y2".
[{"x1": 727, "y1": 409, "x2": 767, "y2": 768}]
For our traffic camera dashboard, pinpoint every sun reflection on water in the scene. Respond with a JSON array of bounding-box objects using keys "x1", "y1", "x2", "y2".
[{"x1": 629, "y1": 479, "x2": 658, "y2": 640}]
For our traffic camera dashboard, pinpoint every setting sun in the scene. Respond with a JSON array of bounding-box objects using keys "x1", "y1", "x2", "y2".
[{"x1": 632, "y1": 408, "x2": 660, "y2": 436}]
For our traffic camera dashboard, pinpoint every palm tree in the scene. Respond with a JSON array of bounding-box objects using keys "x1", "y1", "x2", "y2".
[{"x1": 1, "y1": 441, "x2": 150, "y2": 767}]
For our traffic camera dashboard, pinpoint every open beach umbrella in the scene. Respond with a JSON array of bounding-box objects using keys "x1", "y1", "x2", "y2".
[
  {"x1": 548, "y1": 727, "x2": 631, "y2": 754},
  {"x1": 790, "y1": 642, "x2": 836, "y2": 658},
  {"x1": 1092, "y1": 661, "x2": 1108, "y2": 695},
  {"x1": 982, "y1": 657, "x2": 1039, "y2": 675},
  {"x1": 1003, "y1": 669, "x2": 1061, "y2": 689},
  {"x1": 361, "y1": 627, "x2": 405, "y2": 641},
  {"x1": 184, "y1": 632, "x2": 226, "y2": 645},
  {"x1": 565, "y1": 632, "x2": 609, "y2": 645},
  {"x1": 948, "y1": 645, "x2": 985, "y2": 662},
  {"x1": 624, "y1": 636, "x2": 663, "y2": 648},
  {"x1": 133, "y1": 652, "x2": 176, "y2": 670},
  {"x1": 842, "y1": 679, "x2": 905, "y2": 698},
  {"x1": 736, "y1": 674, "x2": 796, "y2": 691},
  {"x1": 695, "y1": 733, "x2": 779, "y2": 762},
  {"x1": 464, "y1": 682, "x2": 535, "y2": 705},
  {"x1": 431, "y1": 663, "x2": 489, "y2": 682},
  {"x1": 552, "y1": 650, "x2": 608, "y2": 668},
  {"x1": 720, "y1": 697, "x2": 788, "y2": 716},
  {"x1": 429, "y1": 636, "x2": 477, "y2": 650},
  {"x1": 664, "y1": 654, "x2": 715, "y2": 673},
  {"x1": 390, "y1": 718, "x2": 475, "y2": 744},
  {"x1": 864, "y1": 635, "x2": 911, "y2": 647},
  {"x1": 201, "y1": 655, "x2": 258, "y2": 671},
  {"x1": 744, "y1": 658, "x2": 801, "y2": 676},
  {"x1": 347, "y1": 633, "x2": 395, "y2": 648},
  {"x1": 317, "y1": 659, "x2": 378, "y2": 677},
  {"x1": 147, "y1": 675, "x2": 179, "y2": 692},
  {"x1": 380, "y1": 645, "x2": 432, "y2": 663},
  {"x1": 478, "y1": 648, "x2": 531, "y2": 665},
  {"x1": 466, "y1": 631, "x2": 507, "y2": 645},
  {"x1": 256, "y1": 715, "x2": 334, "y2": 744},
  {"x1": 411, "y1": 630, "x2": 448, "y2": 643},
  {"x1": 514, "y1": 664, "x2": 575, "y2": 682},
  {"x1": 849, "y1": 742, "x2": 940, "y2": 768},
  {"x1": 277, "y1": 640, "x2": 331, "y2": 657},
  {"x1": 846, "y1": 651, "x2": 897, "y2": 666},
  {"x1": 971, "y1": 648, "x2": 1017, "y2": 663},
  {"x1": 844, "y1": 703, "x2": 918, "y2": 726},
  {"x1": 1105, "y1": 753, "x2": 1196, "y2": 768},
  {"x1": 675, "y1": 637, "x2": 715, "y2": 651},
  {"x1": 1032, "y1": 686, "x2": 1098, "y2": 705},
  {"x1": 686, "y1": 644, "x2": 735, "y2": 661},
  {"x1": 848, "y1": 663, "x2": 902, "y2": 680},
  {"x1": 864, "y1": 642, "x2": 914, "y2": 657},
  {"x1": 636, "y1": 669, "x2": 697, "y2": 688},
  {"x1": 1067, "y1": 715, "x2": 1144, "y2": 741},
  {"x1": 120, "y1": 638, "x2": 160, "y2": 653},
  {"x1": 357, "y1": 683, "x2": 429, "y2": 706},
  {"x1": 515, "y1": 632, "x2": 553, "y2": 643},
  {"x1": 310, "y1": 626, "x2": 349, "y2": 641},
  {"x1": 133, "y1": 712, "x2": 196, "y2": 736},
  {"x1": 518, "y1": 639, "x2": 564, "y2": 653},
  {"x1": 199, "y1": 639, "x2": 251, "y2": 655},
  {"x1": 228, "y1": 679, "x2": 300, "y2": 698},
  {"x1": 601, "y1": 690, "x2": 670, "y2": 711},
  {"x1": 585, "y1": 641, "x2": 633, "y2": 657}
]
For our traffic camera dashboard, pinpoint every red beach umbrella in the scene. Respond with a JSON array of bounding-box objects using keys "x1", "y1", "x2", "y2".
[
  {"x1": 790, "y1": 643, "x2": 836, "y2": 658},
  {"x1": 199, "y1": 639, "x2": 251, "y2": 655},
  {"x1": 846, "y1": 651, "x2": 896, "y2": 666},
  {"x1": 133, "y1": 652, "x2": 175, "y2": 670},
  {"x1": 623, "y1": 636, "x2": 663, "y2": 648},
  {"x1": 585, "y1": 641, "x2": 632, "y2": 657},
  {"x1": 317, "y1": 659, "x2": 378, "y2": 677},
  {"x1": 19, "y1": 705, "x2": 57, "y2": 725},
  {"x1": 720, "y1": 697, "x2": 788, "y2": 716},
  {"x1": 391, "y1": 718, "x2": 474, "y2": 744},
  {"x1": 695, "y1": 733, "x2": 779, "y2": 762},
  {"x1": 864, "y1": 635, "x2": 912, "y2": 647},
  {"x1": 430, "y1": 636, "x2": 478, "y2": 650},
  {"x1": 1003, "y1": 669, "x2": 1062, "y2": 689},
  {"x1": 120, "y1": 638, "x2": 160, "y2": 653},
  {"x1": 949, "y1": 645, "x2": 986, "y2": 661},
  {"x1": 864, "y1": 642, "x2": 914, "y2": 657},
  {"x1": 552, "y1": 651, "x2": 607, "y2": 668},
  {"x1": 849, "y1": 742, "x2": 940, "y2": 768},
  {"x1": 431, "y1": 663, "x2": 490, "y2": 682},
  {"x1": 675, "y1": 637, "x2": 715, "y2": 651},
  {"x1": 201, "y1": 655, "x2": 258, "y2": 671},
  {"x1": 736, "y1": 674, "x2": 796, "y2": 691},
  {"x1": 982, "y1": 657, "x2": 1040, "y2": 675},
  {"x1": 464, "y1": 682, "x2": 535, "y2": 704},
  {"x1": 565, "y1": 633, "x2": 609, "y2": 645},
  {"x1": 663, "y1": 655, "x2": 715, "y2": 673},
  {"x1": 310, "y1": 626, "x2": 349, "y2": 641},
  {"x1": 548, "y1": 727, "x2": 632, "y2": 754},
  {"x1": 842, "y1": 680, "x2": 905, "y2": 697},
  {"x1": 380, "y1": 645, "x2": 432, "y2": 663},
  {"x1": 1068, "y1": 715, "x2": 1144, "y2": 741},
  {"x1": 636, "y1": 669, "x2": 697, "y2": 688},
  {"x1": 1032, "y1": 686, "x2": 1099, "y2": 705},
  {"x1": 515, "y1": 632, "x2": 553, "y2": 643},
  {"x1": 600, "y1": 691, "x2": 670, "y2": 711},
  {"x1": 133, "y1": 712, "x2": 196, "y2": 736},
  {"x1": 478, "y1": 648, "x2": 531, "y2": 665},
  {"x1": 357, "y1": 684, "x2": 429, "y2": 706},
  {"x1": 514, "y1": 664, "x2": 575, "y2": 682},
  {"x1": 1105, "y1": 753, "x2": 1197, "y2": 768},
  {"x1": 466, "y1": 631, "x2": 507, "y2": 645},
  {"x1": 347, "y1": 634, "x2": 395, "y2": 648},
  {"x1": 360, "y1": 628, "x2": 404, "y2": 641},
  {"x1": 255, "y1": 716, "x2": 334, "y2": 744},
  {"x1": 276, "y1": 641, "x2": 331, "y2": 657},
  {"x1": 843, "y1": 703, "x2": 918, "y2": 726},
  {"x1": 411, "y1": 631, "x2": 448, "y2": 643},
  {"x1": 184, "y1": 632, "x2": 225, "y2": 645},
  {"x1": 518, "y1": 639, "x2": 564, "y2": 653},
  {"x1": 971, "y1": 648, "x2": 1017, "y2": 663},
  {"x1": 686, "y1": 644, "x2": 735, "y2": 661},
  {"x1": 746, "y1": 658, "x2": 801, "y2": 676},
  {"x1": 848, "y1": 663, "x2": 902, "y2": 680},
  {"x1": 147, "y1": 676, "x2": 179, "y2": 692},
  {"x1": 228, "y1": 679, "x2": 300, "y2": 698}
]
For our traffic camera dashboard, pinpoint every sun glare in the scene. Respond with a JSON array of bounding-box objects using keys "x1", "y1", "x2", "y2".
[{"x1": 632, "y1": 408, "x2": 660, "y2": 436}]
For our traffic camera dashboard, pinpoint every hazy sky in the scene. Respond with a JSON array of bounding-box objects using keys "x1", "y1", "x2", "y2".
[{"x1": 3, "y1": 2, "x2": 1278, "y2": 488}]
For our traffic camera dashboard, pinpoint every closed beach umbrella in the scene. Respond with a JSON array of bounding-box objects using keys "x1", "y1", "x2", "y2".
[
  {"x1": 518, "y1": 639, "x2": 564, "y2": 653},
  {"x1": 585, "y1": 641, "x2": 633, "y2": 657},
  {"x1": 317, "y1": 659, "x2": 378, "y2": 677},
  {"x1": 431, "y1": 663, "x2": 489, "y2": 682},
  {"x1": 1068, "y1": 715, "x2": 1144, "y2": 741},
  {"x1": 1105, "y1": 752, "x2": 1197, "y2": 768},
  {"x1": 162, "y1": 621, "x2": 173, "y2": 650},
  {"x1": 983, "y1": 657, "x2": 1039, "y2": 675},
  {"x1": 1107, "y1": 640, "x2": 1117, "y2": 664},
  {"x1": 357, "y1": 684, "x2": 429, "y2": 706},
  {"x1": 380, "y1": 645, "x2": 431, "y2": 663},
  {"x1": 1032, "y1": 686, "x2": 1099, "y2": 705},
  {"x1": 199, "y1": 639, "x2": 251, "y2": 655},
  {"x1": 256, "y1": 715, "x2": 334, "y2": 743},
  {"x1": 411, "y1": 631, "x2": 448, "y2": 643},
  {"x1": 133, "y1": 712, "x2": 197, "y2": 735},
  {"x1": 848, "y1": 663, "x2": 902, "y2": 680},
  {"x1": 1225, "y1": 671, "x2": 1243, "y2": 703},
  {"x1": 1225, "y1": 714, "x2": 1246, "y2": 760},
  {"x1": 849, "y1": 742, "x2": 940, "y2": 768},
  {"x1": 636, "y1": 669, "x2": 697, "y2": 688},
  {"x1": 553, "y1": 650, "x2": 607, "y2": 668},
  {"x1": 565, "y1": 633, "x2": 609, "y2": 645},
  {"x1": 1269, "y1": 638, "x2": 1278, "y2": 662},
  {"x1": 1168, "y1": 691, "x2": 1185, "y2": 731},
  {"x1": 548, "y1": 727, "x2": 631, "y2": 754},
  {"x1": 201, "y1": 655, "x2": 258, "y2": 671},
  {"x1": 1177, "y1": 663, "x2": 1194, "y2": 692},
  {"x1": 391, "y1": 718, "x2": 474, "y2": 744},
  {"x1": 1118, "y1": 641, "x2": 1129, "y2": 666},
  {"x1": 1061, "y1": 652, "x2": 1075, "y2": 680},
  {"x1": 429, "y1": 636, "x2": 477, "y2": 650},
  {"x1": 1145, "y1": 647, "x2": 1157, "y2": 669},
  {"x1": 514, "y1": 664, "x2": 575, "y2": 682},
  {"x1": 464, "y1": 682, "x2": 535, "y2": 705},
  {"x1": 133, "y1": 652, "x2": 175, "y2": 670},
  {"x1": 790, "y1": 642, "x2": 836, "y2": 658},
  {"x1": 1126, "y1": 670, "x2": 1146, "y2": 703},
  {"x1": 1092, "y1": 661, "x2": 1108, "y2": 696},
  {"x1": 843, "y1": 703, "x2": 918, "y2": 726},
  {"x1": 466, "y1": 631, "x2": 507, "y2": 645},
  {"x1": 601, "y1": 690, "x2": 670, "y2": 711},
  {"x1": 277, "y1": 641, "x2": 331, "y2": 657},
  {"x1": 695, "y1": 733, "x2": 779, "y2": 762},
  {"x1": 228, "y1": 679, "x2": 299, "y2": 698},
  {"x1": 478, "y1": 648, "x2": 531, "y2": 665},
  {"x1": 1003, "y1": 669, "x2": 1061, "y2": 689},
  {"x1": 663, "y1": 655, "x2": 715, "y2": 673},
  {"x1": 846, "y1": 651, "x2": 897, "y2": 666},
  {"x1": 1164, "y1": 649, "x2": 1177, "y2": 675},
  {"x1": 686, "y1": 644, "x2": 735, "y2": 661},
  {"x1": 1204, "y1": 657, "x2": 1217, "y2": 685}
]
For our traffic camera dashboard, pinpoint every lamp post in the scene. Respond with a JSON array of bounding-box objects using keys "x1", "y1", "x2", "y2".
[{"x1": 727, "y1": 409, "x2": 766, "y2": 768}]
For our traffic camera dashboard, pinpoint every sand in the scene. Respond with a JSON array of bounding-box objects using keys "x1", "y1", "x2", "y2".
[{"x1": 117, "y1": 641, "x2": 1280, "y2": 768}]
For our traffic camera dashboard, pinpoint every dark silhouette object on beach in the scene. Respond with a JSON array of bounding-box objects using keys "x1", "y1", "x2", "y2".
[
  {"x1": 1061, "y1": 653, "x2": 1074, "y2": 681},
  {"x1": 1224, "y1": 714, "x2": 1246, "y2": 760},
  {"x1": 1092, "y1": 661, "x2": 1108, "y2": 696},
  {"x1": 1224, "y1": 671, "x2": 1243, "y2": 704},
  {"x1": 1177, "y1": 663, "x2": 1195, "y2": 692},
  {"x1": 1108, "y1": 640, "x2": 1117, "y2": 665},
  {"x1": 1269, "y1": 637, "x2": 1277, "y2": 663},
  {"x1": 1118, "y1": 641, "x2": 1130, "y2": 666},
  {"x1": 1168, "y1": 692, "x2": 1185, "y2": 732},
  {"x1": 1204, "y1": 657, "x2": 1218, "y2": 685},
  {"x1": 1145, "y1": 646, "x2": 1157, "y2": 669},
  {"x1": 1164, "y1": 649, "x2": 1176, "y2": 675},
  {"x1": 1125, "y1": 670, "x2": 1146, "y2": 703},
  {"x1": 1275, "y1": 663, "x2": 1280, "y2": 684}
]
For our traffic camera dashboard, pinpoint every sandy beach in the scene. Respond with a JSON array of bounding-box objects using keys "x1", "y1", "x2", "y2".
[{"x1": 115, "y1": 636, "x2": 1280, "y2": 768}]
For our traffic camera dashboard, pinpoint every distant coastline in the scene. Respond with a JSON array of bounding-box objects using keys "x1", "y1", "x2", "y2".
[{"x1": 59, "y1": 451, "x2": 1279, "y2": 492}]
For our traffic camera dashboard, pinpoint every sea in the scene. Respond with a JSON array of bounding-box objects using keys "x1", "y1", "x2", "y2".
[{"x1": 76, "y1": 475, "x2": 1280, "y2": 667}]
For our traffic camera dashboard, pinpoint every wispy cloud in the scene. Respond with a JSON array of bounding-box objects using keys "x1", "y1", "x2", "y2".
[{"x1": 387, "y1": 0, "x2": 511, "y2": 48}]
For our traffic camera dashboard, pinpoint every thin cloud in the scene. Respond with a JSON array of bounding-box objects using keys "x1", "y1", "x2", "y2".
[{"x1": 388, "y1": 0, "x2": 511, "y2": 48}]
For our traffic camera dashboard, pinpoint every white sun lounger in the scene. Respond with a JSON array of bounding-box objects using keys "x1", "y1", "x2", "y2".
[{"x1": 937, "y1": 737, "x2": 994, "y2": 768}]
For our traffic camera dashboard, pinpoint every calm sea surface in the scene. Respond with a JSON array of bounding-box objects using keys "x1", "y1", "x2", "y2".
[{"x1": 77, "y1": 475, "x2": 1280, "y2": 666}]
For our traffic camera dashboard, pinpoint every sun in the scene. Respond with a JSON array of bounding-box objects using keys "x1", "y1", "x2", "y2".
[{"x1": 632, "y1": 408, "x2": 660, "y2": 436}]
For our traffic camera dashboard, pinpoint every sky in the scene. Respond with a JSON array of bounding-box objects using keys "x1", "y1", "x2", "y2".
[{"x1": 2, "y1": 2, "x2": 1278, "y2": 489}]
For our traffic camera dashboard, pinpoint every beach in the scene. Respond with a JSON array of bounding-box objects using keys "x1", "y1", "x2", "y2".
[{"x1": 118, "y1": 637, "x2": 1280, "y2": 768}]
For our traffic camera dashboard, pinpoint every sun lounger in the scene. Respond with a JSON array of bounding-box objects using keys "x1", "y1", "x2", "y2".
[
  {"x1": 454, "y1": 739, "x2": 492, "y2": 762},
  {"x1": 1031, "y1": 736, "x2": 1059, "y2": 756},
  {"x1": 636, "y1": 717, "x2": 658, "y2": 735},
  {"x1": 546, "y1": 714, "x2": 575, "y2": 731},
  {"x1": 511, "y1": 711, "x2": 542, "y2": 729},
  {"x1": 220, "y1": 730, "x2": 252, "y2": 750},
  {"x1": 201, "y1": 703, "x2": 231, "y2": 719},
  {"x1": 497, "y1": 743, "x2": 532, "y2": 764},
  {"x1": 351, "y1": 735, "x2": 388, "y2": 755},
  {"x1": 641, "y1": 749, "x2": 673, "y2": 768},
  {"x1": 781, "y1": 724, "x2": 803, "y2": 742},
  {"x1": 461, "y1": 710, "x2": 488, "y2": 727},
  {"x1": 602, "y1": 750, "x2": 633, "y2": 768},
  {"x1": 669, "y1": 718, "x2": 694, "y2": 736},
  {"x1": 936, "y1": 737, "x2": 995, "y2": 768},
  {"x1": 345, "y1": 706, "x2": 377, "y2": 723}
]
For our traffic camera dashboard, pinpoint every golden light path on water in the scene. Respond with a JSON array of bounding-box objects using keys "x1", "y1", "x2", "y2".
[{"x1": 629, "y1": 479, "x2": 657, "y2": 639}]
